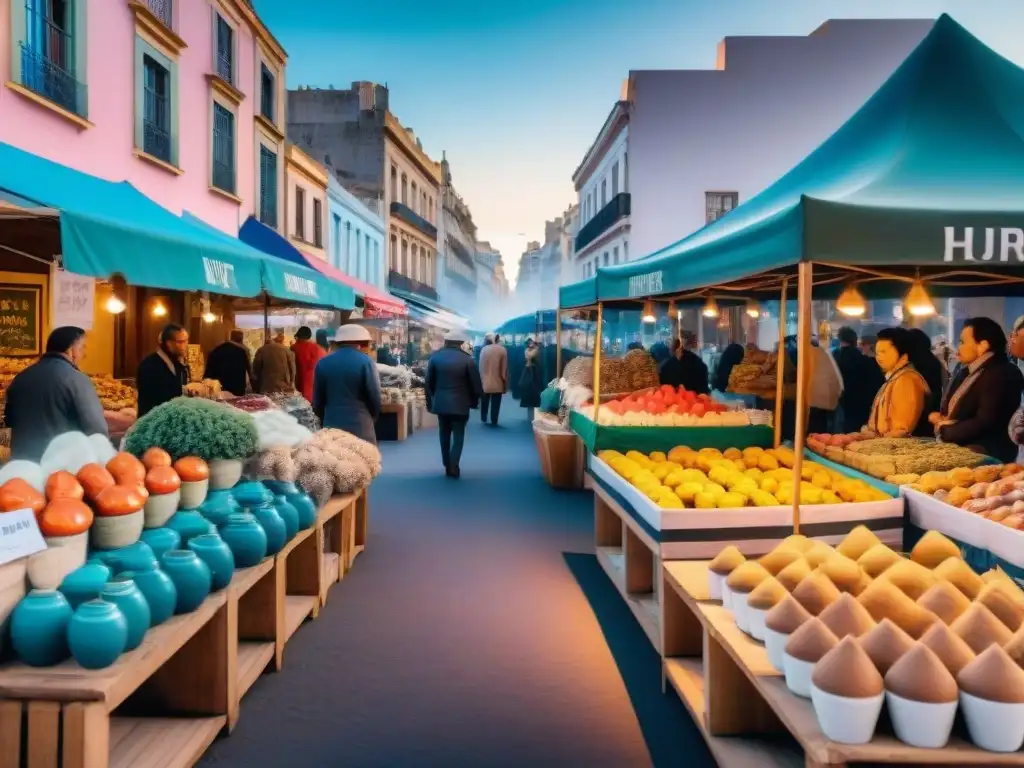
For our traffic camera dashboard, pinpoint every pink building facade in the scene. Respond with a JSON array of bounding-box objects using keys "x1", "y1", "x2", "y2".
[{"x1": 0, "y1": 0, "x2": 288, "y2": 236}]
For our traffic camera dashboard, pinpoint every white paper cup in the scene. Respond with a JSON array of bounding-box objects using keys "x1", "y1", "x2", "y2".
[
  {"x1": 721, "y1": 582, "x2": 734, "y2": 610},
  {"x1": 810, "y1": 684, "x2": 883, "y2": 745},
  {"x1": 783, "y1": 652, "x2": 815, "y2": 698},
  {"x1": 885, "y1": 691, "x2": 957, "y2": 749},
  {"x1": 764, "y1": 627, "x2": 789, "y2": 673},
  {"x1": 707, "y1": 570, "x2": 724, "y2": 601},
  {"x1": 733, "y1": 592, "x2": 752, "y2": 633},
  {"x1": 960, "y1": 692, "x2": 1024, "y2": 752},
  {"x1": 748, "y1": 606, "x2": 768, "y2": 641}
]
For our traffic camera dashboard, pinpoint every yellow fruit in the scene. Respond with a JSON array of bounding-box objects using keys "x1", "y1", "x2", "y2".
[
  {"x1": 799, "y1": 487, "x2": 823, "y2": 505},
  {"x1": 820, "y1": 490, "x2": 841, "y2": 504},
  {"x1": 645, "y1": 485, "x2": 666, "y2": 501},
  {"x1": 742, "y1": 446, "x2": 764, "y2": 457},
  {"x1": 758, "y1": 454, "x2": 779, "y2": 471},
  {"x1": 744, "y1": 467, "x2": 763, "y2": 480},
  {"x1": 723, "y1": 448, "x2": 742, "y2": 460},
  {"x1": 676, "y1": 482, "x2": 704, "y2": 503},
  {"x1": 743, "y1": 455, "x2": 760, "y2": 469},
  {"x1": 626, "y1": 451, "x2": 650, "y2": 467},
  {"x1": 667, "y1": 446, "x2": 693, "y2": 463},
  {"x1": 649, "y1": 451, "x2": 667, "y2": 463},
  {"x1": 699, "y1": 448, "x2": 723, "y2": 456},
  {"x1": 760, "y1": 476, "x2": 779, "y2": 494},
  {"x1": 680, "y1": 468, "x2": 707, "y2": 484},
  {"x1": 811, "y1": 471, "x2": 832, "y2": 489},
  {"x1": 694, "y1": 492, "x2": 717, "y2": 509},
  {"x1": 773, "y1": 446, "x2": 796, "y2": 468},
  {"x1": 853, "y1": 490, "x2": 873, "y2": 503},
  {"x1": 678, "y1": 452, "x2": 698, "y2": 469},
  {"x1": 664, "y1": 471, "x2": 686, "y2": 488},
  {"x1": 751, "y1": 490, "x2": 780, "y2": 507},
  {"x1": 718, "y1": 492, "x2": 747, "y2": 508},
  {"x1": 835, "y1": 481, "x2": 858, "y2": 502},
  {"x1": 732, "y1": 479, "x2": 759, "y2": 497},
  {"x1": 704, "y1": 482, "x2": 726, "y2": 497},
  {"x1": 652, "y1": 464, "x2": 674, "y2": 481},
  {"x1": 801, "y1": 462, "x2": 823, "y2": 481},
  {"x1": 708, "y1": 466, "x2": 731, "y2": 486},
  {"x1": 657, "y1": 492, "x2": 684, "y2": 509},
  {"x1": 696, "y1": 455, "x2": 714, "y2": 473}
]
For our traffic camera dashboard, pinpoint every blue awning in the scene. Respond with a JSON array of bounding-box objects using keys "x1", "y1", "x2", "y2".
[{"x1": 389, "y1": 288, "x2": 470, "y2": 331}]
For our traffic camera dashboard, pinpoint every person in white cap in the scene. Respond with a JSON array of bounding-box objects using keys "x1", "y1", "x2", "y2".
[
  {"x1": 477, "y1": 331, "x2": 508, "y2": 426},
  {"x1": 426, "y1": 329, "x2": 483, "y2": 478},
  {"x1": 311, "y1": 324, "x2": 382, "y2": 444}
]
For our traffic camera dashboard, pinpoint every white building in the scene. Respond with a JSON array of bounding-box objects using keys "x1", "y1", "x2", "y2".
[
  {"x1": 326, "y1": 175, "x2": 387, "y2": 290},
  {"x1": 437, "y1": 154, "x2": 480, "y2": 317},
  {"x1": 569, "y1": 18, "x2": 934, "y2": 279},
  {"x1": 473, "y1": 242, "x2": 508, "y2": 328}
]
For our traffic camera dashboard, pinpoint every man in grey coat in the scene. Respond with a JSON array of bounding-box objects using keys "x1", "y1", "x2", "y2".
[
  {"x1": 426, "y1": 330, "x2": 483, "y2": 478},
  {"x1": 311, "y1": 325, "x2": 382, "y2": 444},
  {"x1": 4, "y1": 326, "x2": 108, "y2": 461},
  {"x1": 478, "y1": 332, "x2": 508, "y2": 426},
  {"x1": 254, "y1": 331, "x2": 296, "y2": 394}
]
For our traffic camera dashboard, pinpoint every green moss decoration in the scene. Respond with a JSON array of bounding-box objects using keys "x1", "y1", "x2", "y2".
[{"x1": 124, "y1": 397, "x2": 258, "y2": 462}]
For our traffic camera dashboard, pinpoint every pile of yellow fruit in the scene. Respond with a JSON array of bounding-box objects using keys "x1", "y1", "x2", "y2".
[{"x1": 598, "y1": 445, "x2": 892, "y2": 510}]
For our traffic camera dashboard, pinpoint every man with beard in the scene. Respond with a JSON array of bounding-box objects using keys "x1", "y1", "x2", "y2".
[{"x1": 137, "y1": 323, "x2": 191, "y2": 416}]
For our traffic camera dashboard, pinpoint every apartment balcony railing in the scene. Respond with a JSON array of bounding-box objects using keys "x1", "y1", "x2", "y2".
[
  {"x1": 575, "y1": 192, "x2": 631, "y2": 253},
  {"x1": 389, "y1": 201, "x2": 438, "y2": 240},
  {"x1": 19, "y1": 35, "x2": 87, "y2": 118},
  {"x1": 212, "y1": 159, "x2": 235, "y2": 195},
  {"x1": 388, "y1": 270, "x2": 439, "y2": 302},
  {"x1": 142, "y1": 0, "x2": 173, "y2": 28},
  {"x1": 216, "y1": 52, "x2": 233, "y2": 84}
]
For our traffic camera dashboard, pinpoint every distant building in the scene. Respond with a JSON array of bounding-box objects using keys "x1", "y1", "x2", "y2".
[
  {"x1": 285, "y1": 144, "x2": 328, "y2": 261},
  {"x1": 326, "y1": 175, "x2": 386, "y2": 290},
  {"x1": 437, "y1": 154, "x2": 479, "y2": 317},
  {"x1": 474, "y1": 241, "x2": 509, "y2": 327},
  {"x1": 517, "y1": 208, "x2": 577, "y2": 308}
]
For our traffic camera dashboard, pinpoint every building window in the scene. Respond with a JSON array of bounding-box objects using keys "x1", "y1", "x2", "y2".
[
  {"x1": 354, "y1": 228, "x2": 361, "y2": 278},
  {"x1": 260, "y1": 63, "x2": 275, "y2": 122},
  {"x1": 401, "y1": 239, "x2": 408, "y2": 275},
  {"x1": 259, "y1": 145, "x2": 277, "y2": 227},
  {"x1": 333, "y1": 215, "x2": 342, "y2": 266},
  {"x1": 624, "y1": 241, "x2": 629, "y2": 260},
  {"x1": 410, "y1": 182, "x2": 418, "y2": 213},
  {"x1": 143, "y1": 54, "x2": 171, "y2": 162},
  {"x1": 613, "y1": 246, "x2": 619, "y2": 264},
  {"x1": 390, "y1": 233, "x2": 397, "y2": 272},
  {"x1": 215, "y1": 14, "x2": 233, "y2": 83},
  {"x1": 17, "y1": 0, "x2": 87, "y2": 117},
  {"x1": 401, "y1": 174, "x2": 408, "y2": 205},
  {"x1": 365, "y1": 235, "x2": 371, "y2": 280},
  {"x1": 211, "y1": 102, "x2": 234, "y2": 194},
  {"x1": 420, "y1": 250, "x2": 427, "y2": 285},
  {"x1": 421, "y1": 191, "x2": 427, "y2": 219},
  {"x1": 374, "y1": 242, "x2": 380, "y2": 284},
  {"x1": 603, "y1": 251, "x2": 609, "y2": 266},
  {"x1": 390, "y1": 165, "x2": 398, "y2": 206},
  {"x1": 295, "y1": 187, "x2": 305, "y2": 240},
  {"x1": 706, "y1": 192, "x2": 739, "y2": 224},
  {"x1": 427, "y1": 197, "x2": 433, "y2": 222},
  {"x1": 601, "y1": 179, "x2": 607, "y2": 207},
  {"x1": 612, "y1": 162, "x2": 619, "y2": 197},
  {"x1": 313, "y1": 198, "x2": 323, "y2": 247}
]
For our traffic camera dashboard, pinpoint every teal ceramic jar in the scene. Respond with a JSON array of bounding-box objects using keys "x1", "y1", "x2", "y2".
[
  {"x1": 288, "y1": 489, "x2": 317, "y2": 530},
  {"x1": 250, "y1": 503, "x2": 287, "y2": 554},
  {"x1": 273, "y1": 495, "x2": 299, "y2": 540},
  {"x1": 68, "y1": 600, "x2": 128, "y2": 669},
  {"x1": 117, "y1": 563, "x2": 176, "y2": 626},
  {"x1": 200, "y1": 489, "x2": 241, "y2": 528},
  {"x1": 263, "y1": 480, "x2": 298, "y2": 496},
  {"x1": 165, "y1": 509, "x2": 215, "y2": 548},
  {"x1": 219, "y1": 513, "x2": 267, "y2": 567},
  {"x1": 111, "y1": 541, "x2": 158, "y2": 574},
  {"x1": 233, "y1": 481, "x2": 274, "y2": 508},
  {"x1": 188, "y1": 533, "x2": 235, "y2": 590},
  {"x1": 10, "y1": 589, "x2": 73, "y2": 666},
  {"x1": 99, "y1": 581, "x2": 150, "y2": 651},
  {"x1": 59, "y1": 563, "x2": 111, "y2": 609},
  {"x1": 139, "y1": 527, "x2": 181, "y2": 562},
  {"x1": 160, "y1": 550, "x2": 211, "y2": 614}
]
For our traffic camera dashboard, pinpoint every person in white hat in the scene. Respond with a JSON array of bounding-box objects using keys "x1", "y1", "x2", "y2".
[
  {"x1": 310, "y1": 324, "x2": 382, "y2": 444},
  {"x1": 426, "y1": 329, "x2": 483, "y2": 478}
]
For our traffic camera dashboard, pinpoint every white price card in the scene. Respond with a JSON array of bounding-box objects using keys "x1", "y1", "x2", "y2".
[{"x1": 0, "y1": 508, "x2": 46, "y2": 566}]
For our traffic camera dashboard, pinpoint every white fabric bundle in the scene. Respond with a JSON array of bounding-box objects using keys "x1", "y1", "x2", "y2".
[{"x1": 251, "y1": 410, "x2": 313, "y2": 451}]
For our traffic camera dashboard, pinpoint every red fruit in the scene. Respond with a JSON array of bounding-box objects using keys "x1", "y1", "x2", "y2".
[{"x1": 691, "y1": 403, "x2": 706, "y2": 417}]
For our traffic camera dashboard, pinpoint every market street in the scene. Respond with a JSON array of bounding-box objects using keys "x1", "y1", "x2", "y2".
[{"x1": 198, "y1": 398, "x2": 712, "y2": 767}]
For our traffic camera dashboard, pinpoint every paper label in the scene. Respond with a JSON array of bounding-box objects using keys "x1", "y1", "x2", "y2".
[
  {"x1": 52, "y1": 270, "x2": 95, "y2": 331},
  {"x1": 0, "y1": 508, "x2": 47, "y2": 566}
]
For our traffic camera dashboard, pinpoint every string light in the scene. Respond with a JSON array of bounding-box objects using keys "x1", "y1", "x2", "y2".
[
  {"x1": 641, "y1": 300, "x2": 656, "y2": 323},
  {"x1": 104, "y1": 296, "x2": 126, "y2": 314},
  {"x1": 836, "y1": 284, "x2": 867, "y2": 317},
  {"x1": 702, "y1": 296, "x2": 719, "y2": 318},
  {"x1": 905, "y1": 280, "x2": 936, "y2": 317}
]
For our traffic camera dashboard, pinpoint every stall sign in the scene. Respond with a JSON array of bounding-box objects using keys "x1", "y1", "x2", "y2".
[
  {"x1": 284, "y1": 273, "x2": 319, "y2": 299},
  {"x1": 0, "y1": 285, "x2": 41, "y2": 356},
  {"x1": 52, "y1": 270, "x2": 95, "y2": 330},
  {"x1": 0, "y1": 508, "x2": 46, "y2": 566},
  {"x1": 628, "y1": 270, "x2": 664, "y2": 297},
  {"x1": 944, "y1": 226, "x2": 1024, "y2": 262}
]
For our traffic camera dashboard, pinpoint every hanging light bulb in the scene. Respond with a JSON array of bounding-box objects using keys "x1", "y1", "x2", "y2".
[
  {"x1": 905, "y1": 280, "x2": 936, "y2": 317},
  {"x1": 745, "y1": 299, "x2": 760, "y2": 318},
  {"x1": 151, "y1": 301, "x2": 167, "y2": 318},
  {"x1": 836, "y1": 284, "x2": 867, "y2": 317},
  {"x1": 641, "y1": 300, "x2": 656, "y2": 323},
  {"x1": 702, "y1": 296, "x2": 719, "y2": 318},
  {"x1": 203, "y1": 311, "x2": 217, "y2": 323},
  {"x1": 104, "y1": 296, "x2": 126, "y2": 314},
  {"x1": 667, "y1": 300, "x2": 677, "y2": 320}
]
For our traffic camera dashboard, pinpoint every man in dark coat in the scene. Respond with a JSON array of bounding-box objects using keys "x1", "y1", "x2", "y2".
[
  {"x1": 311, "y1": 325, "x2": 381, "y2": 444},
  {"x1": 658, "y1": 334, "x2": 710, "y2": 394},
  {"x1": 426, "y1": 330, "x2": 483, "y2": 479},
  {"x1": 204, "y1": 329, "x2": 252, "y2": 397},
  {"x1": 832, "y1": 327, "x2": 884, "y2": 433},
  {"x1": 4, "y1": 326, "x2": 108, "y2": 461},
  {"x1": 137, "y1": 324, "x2": 190, "y2": 417}
]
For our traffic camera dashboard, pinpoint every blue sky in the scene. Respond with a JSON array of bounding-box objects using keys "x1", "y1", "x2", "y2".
[{"x1": 254, "y1": 0, "x2": 1024, "y2": 284}]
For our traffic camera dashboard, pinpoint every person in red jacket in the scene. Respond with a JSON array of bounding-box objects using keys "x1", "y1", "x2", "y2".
[{"x1": 291, "y1": 326, "x2": 325, "y2": 403}]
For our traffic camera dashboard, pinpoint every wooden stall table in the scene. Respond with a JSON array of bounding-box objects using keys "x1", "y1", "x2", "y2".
[
  {"x1": 660, "y1": 561, "x2": 1024, "y2": 768},
  {"x1": 375, "y1": 403, "x2": 408, "y2": 441}
]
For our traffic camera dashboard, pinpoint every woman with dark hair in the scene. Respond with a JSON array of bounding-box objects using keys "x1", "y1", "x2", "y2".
[
  {"x1": 929, "y1": 316, "x2": 1024, "y2": 461},
  {"x1": 862, "y1": 327, "x2": 930, "y2": 438},
  {"x1": 905, "y1": 328, "x2": 946, "y2": 419},
  {"x1": 711, "y1": 343, "x2": 745, "y2": 393}
]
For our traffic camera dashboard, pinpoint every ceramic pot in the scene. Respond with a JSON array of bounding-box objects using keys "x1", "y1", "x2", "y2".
[
  {"x1": 27, "y1": 532, "x2": 88, "y2": 589},
  {"x1": 208, "y1": 459, "x2": 244, "y2": 491},
  {"x1": 179, "y1": 479, "x2": 209, "y2": 510},
  {"x1": 188, "y1": 534, "x2": 235, "y2": 591},
  {"x1": 165, "y1": 509, "x2": 215, "y2": 548},
  {"x1": 68, "y1": 600, "x2": 128, "y2": 669},
  {"x1": 885, "y1": 691, "x2": 958, "y2": 749},
  {"x1": 748, "y1": 606, "x2": 768, "y2": 641},
  {"x1": 58, "y1": 563, "x2": 112, "y2": 609},
  {"x1": 263, "y1": 480, "x2": 298, "y2": 496},
  {"x1": 810, "y1": 684, "x2": 883, "y2": 745},
  {"x1": 273, "y1": 495, "x2": 299, "y2": 540},
  {"x1": 960, "y1": 692, "x2": 1024, "y2": 752},
  {"x1": 107, "y1": 542, "x2": 158, "y2": 575},
  {"x1": 160, "y1": 550, "x2": 211, "y2": 614},
  {"x1": 144, "y1": 489, "x2": 180, "y2": 529},
  {"x1": 732, "y1": 592, "x2": 752, "y2": 634},
  {"x1": 219, "y1": 513, "x2": 268, "y2": 568},
  {"x1": 782, "y1": 652, "x2": 814, "y2": 698},
  {"x1": 139, "y1": 527, "x2": 181, "y2": 562},
  {"x1": 0, "y1": 558, "x2": 28, "y2": 655},
  {"x1": 707, "y1": 570, "x2": 724, "y2": 601},
  {"x1": 764, "y1": 628, "x2": 789, "y2": 673},
  {"x1": 115, "y1": 564, "x2": 176, "y2": 626},
  {"x1": 10, "y1": 589, "x2": 73, "y2": 666},
  {"x1": 250, "y1": 503, "x2": 287, "y2": 555},
  {"x1": 288, "y1": 490, "x2": 317, "y2": 530},
  {"x1": 233, "y1": 480, "x2": 274, "y2": 508},
  {"x1": 200, "y1": 489, "x2": 240, "y2": 528},
  {"x1": 99, "y1": 580, "x2": 150, "y2": 651},
  {"x1": 91, "y1": 510, "x2": 145, "y2": 550},
  {"x1": 721, "y1": 583, "x2": 734, "y2": 611}
]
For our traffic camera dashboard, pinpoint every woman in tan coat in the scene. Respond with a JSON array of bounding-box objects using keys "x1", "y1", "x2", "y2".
[{"x1": 477, "y1": 333, "x2": 508, "y2": 426}]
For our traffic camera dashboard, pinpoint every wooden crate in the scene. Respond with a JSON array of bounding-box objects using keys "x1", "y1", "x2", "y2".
[{"x1": 661, "y1": 561, "x2": 1024, "y2": 768}]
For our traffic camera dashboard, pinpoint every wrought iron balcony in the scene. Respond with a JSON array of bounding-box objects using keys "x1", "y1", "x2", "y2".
[
  {"x1": 216, "y1": 53, "x2": 233, "y2": 85},
  {"x1": 388, "y1": 270, "x2": 439, "y2": 302},
  {"x1": 141, "y1": 0, "x2": 173, "y2": 28},
  {"x1": 213, "y1": 160, "x2": 235, "y2": 195},
  {"x1": 19, "y1": 41, "x2": 87, "y2": 118},
  {"x1": 143, "y1": 118, "x2": 171, "y2": 163},
  {"x1": 575, "y1": 192, "x2": 631, "y2": 252},
  {"x1": 390, "y1": 201, "x2": 438, "y2": 240}
]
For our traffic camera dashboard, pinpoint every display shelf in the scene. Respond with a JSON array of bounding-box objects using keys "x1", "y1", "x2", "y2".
[
  {"x1": 662, "y1": 561, "x2": 1024, "y2": 767},
  {"x1": 236, "y1": 642, "x2": 274, "y2": 700},
  {"x1": 596, "y1": 545, "x2": 659, "y2": 652},
  {"x1": 321, "y1": 552, "x2": 340, "y2": 590},
  {"x1": 108, "y1": 716, "x2": 225, "y2": 768},
  {"x1": 283, "y1": 596, "x2": 315, "y2": 643}
]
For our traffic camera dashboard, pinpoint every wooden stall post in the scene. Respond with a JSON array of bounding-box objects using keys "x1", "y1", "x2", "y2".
[
  {"x1": 555, "y1": 310, "x2": 563, "y2": 379},
  {"x1": 592, "y1": 303, "x2": 603, "y2": 421},
  {"x1": 789, "y1": 262, "x2": 813, "y2": 534},
  {"x1": 773, "y1": 278, "x2": 788, "y2": 449}
]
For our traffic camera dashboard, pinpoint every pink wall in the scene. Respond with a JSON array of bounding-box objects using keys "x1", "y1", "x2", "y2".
[{"x1": 0, "y1": 0, "x2": 266, "y2": 235}]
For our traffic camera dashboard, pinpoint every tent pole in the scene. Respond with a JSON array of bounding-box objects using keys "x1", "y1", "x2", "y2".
[
  {"x1": 790, "y1": 262, "x2": 813, "y2": 535},
  {"x1": 774, "y1": 278, "x2": 789, "y2": 449},
  {"x1": 263, "y1": 294, "x2": 270, "y2": 345},
  {"x1": 556, "y1": 310, "x2": 563, "y2": 379},
  {"x1": 592, "y1": 303, "x2": 603, "y2": 422}
]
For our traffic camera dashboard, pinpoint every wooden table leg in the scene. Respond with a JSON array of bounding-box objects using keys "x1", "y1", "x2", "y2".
[
  {"x1": 27, "y1": 701, "x2": 60, "y2": 768},
  {"x1": 61, "y1": 703, "x2": 108, "y2": 768},
  {"x1": 704, "y1": 630, "x2": 782, "y2": 736},
  {"x1": 0, "y1": 700, "x2": 22, "y2": 768}
]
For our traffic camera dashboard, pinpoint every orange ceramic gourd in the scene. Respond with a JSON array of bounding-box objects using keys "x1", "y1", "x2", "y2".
[
  {"x1": 173, "y1": 457, "x2": 210, "y2": 482},
  {"x1": 107, "y1": 452, "x2": 146, "y2": 486},
  {"x1": 94, "y1": 485, "x2": 146, "y2": 517},
  {"x1": 45, "y1": 471, "x2": 85, "y2": 502},
  {"x1": 142, "y1": 447, "x2": 172, "y2": 470},
  {"x1": 38, "y1": 498, "x2": 93, "y2": 537},
  {"x1": 76, "y1": 464, "x2": 116, "y2": 500},
  {"x1": 145, "y1": 466, "x2": 181, "y2": 495},
  {"x1": 0, "y1": 478, "x2": 46, "y2": 515}
]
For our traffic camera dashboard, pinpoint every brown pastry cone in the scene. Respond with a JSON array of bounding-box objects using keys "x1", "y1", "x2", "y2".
[
  {"x1": 951, "y1": 602, "x2": 1014, "y2": 654},
  {"x1": 709, "y1": 545, "x2": 746, "y2": 576},
  {"x1": 765, "y1": 595, "x2": 812, "y2": 634},
  {"x1": 851, "y1": 570, "x2": 873, "y2": 597},
  {"x1": 1005, "y1": 626, "x2": 1024, "y2": 669},
  {"x1": 758, "y1": 547, "x2": 804, "y2": 576},
  {"x1": 932, "y1": 556, "x2": 984, "y2": 599},
  {"x1": 819, "y1": 593, "x2": 876, "y2": 638},
  {"x1": 976, "y1": 583, "x2": 1024, "y2": 632},
  {"x1": 884, "y1": 643, "x2": 958, "y2": 703},
  {"x1": 819, "y1": 553, "x2": 864, "y2": 594},
  {"x1": 957, "y1": 644, "x2": 1024, "y2": 704},
  {"x1": 747, "y1": 576, "x2": 789, "y2": 610},
  {"x1": 813, "y1": 635, "x2": 884, "y2": 698},
  {"x1": 784, "y1": 617, "x2": 838, "y2": 663},
  {"x1": 917, "y1": 581, "x2": 972, "y2": 625},
  {"x1": 726, "y1": 561, "x2": 771, "y2": 593},
  {"x1": 776, "y1": 558, "x2": 812, "y2": 592},
  {"x1": 836, "y1": 525, "x2": 882, "y2": 562},
  {"x1": 909, "y1": 530, "x2": 961, "y2": 570},
  {"x1": 876, "y1": 560, "x2": 937, "y2": 601},
  {"x1": 780, "y1": 534, "x2": 814, "y2": 553},
  {"x1": 803, "y1": 541, "x2": 835, "y2": 569},
  {"x1": 857, "y1": 579, "x2": 940, "y2": 638},
  {"x1": 920, "y1": 622, "x2": 976, "y2": 677},
  {"x1": 859, "y1": 618, "x2": 916, "y2": 675},
  {"x1": 792, "y1": 569, "x2": 841, "y2": 615},
  {"x1": 986, "y1": 576, "x2": 1024, "y2": 607},
  {"x1": 857, "y1": 544, "x2": 903, "y2": 578},
  {"x1": 981, "y1": 567, "x2": 1023, "y2": 597}
]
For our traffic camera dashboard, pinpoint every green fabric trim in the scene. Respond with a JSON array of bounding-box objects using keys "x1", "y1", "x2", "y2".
[{"x1": 569, "y1": 410, "x2": 774, "y2": 454}]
